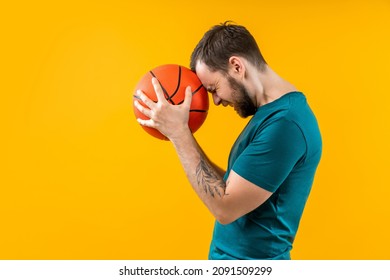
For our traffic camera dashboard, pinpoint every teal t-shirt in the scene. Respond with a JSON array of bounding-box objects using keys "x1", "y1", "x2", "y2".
[{"x1": 209, "y1": 92, "x2": 322, "y2": 260}]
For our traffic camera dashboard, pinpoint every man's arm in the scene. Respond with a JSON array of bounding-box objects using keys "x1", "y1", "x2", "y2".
[
  {"x1": 170, "y1": 129, "x2": 272, "y2": 224},
  {"x1": 134, "y1": 78, "x2": 272, "y2": 224}
]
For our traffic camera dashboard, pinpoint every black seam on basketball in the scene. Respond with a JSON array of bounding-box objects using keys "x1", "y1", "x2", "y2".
[
  {"x1": 192, "y1": 84, "x2": 204, "y2": 95},
  {"x1": 167, "y1": 65, "x2": 181, "y2": 101},
  {"x1": 149, "y1": 71, "x2": 175, "y2": 105},
  {"x1": 177, "y1": 83, "x2": 205, "y2": 105}
]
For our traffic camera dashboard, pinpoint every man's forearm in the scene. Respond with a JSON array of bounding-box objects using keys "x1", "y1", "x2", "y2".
[
  {"x1": 170, "y1": 129, "x2": 228, "y2": 217},
  {"x1": 196, "y1": 155, "x2": 227, "y2": 198}
]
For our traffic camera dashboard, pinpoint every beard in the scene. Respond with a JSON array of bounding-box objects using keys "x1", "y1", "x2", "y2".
[{"x1": 227, "y1": 76, "x2": 257, "y2": 118}]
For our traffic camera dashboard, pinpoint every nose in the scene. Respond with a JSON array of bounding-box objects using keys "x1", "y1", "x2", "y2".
[{"x1": 212, "y1": 93, "x2": 222, "y2": 106}]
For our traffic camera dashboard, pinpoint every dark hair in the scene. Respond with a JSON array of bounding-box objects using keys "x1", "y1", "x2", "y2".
[{"x1": 190, "y1": 21, "x2": 267, "y2": 74}]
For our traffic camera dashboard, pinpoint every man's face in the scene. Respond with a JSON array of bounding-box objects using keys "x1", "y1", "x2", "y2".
[{"x1": 195, "y1": 62, "x2": 257, "y2": 118}]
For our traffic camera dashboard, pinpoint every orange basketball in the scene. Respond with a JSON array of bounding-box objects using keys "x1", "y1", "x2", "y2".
[{"x1": 133, "y1": 64, "x2": 209, "y2": 140}]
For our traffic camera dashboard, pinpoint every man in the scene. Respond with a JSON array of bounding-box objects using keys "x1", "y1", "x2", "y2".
[{"x1": 134, "y1": 22, "x2": 322, "y2": 260}]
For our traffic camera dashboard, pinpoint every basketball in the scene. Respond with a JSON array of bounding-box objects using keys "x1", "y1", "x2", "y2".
[{"x1": 133, "y1": 64, "x2": 209, "y2": 140}]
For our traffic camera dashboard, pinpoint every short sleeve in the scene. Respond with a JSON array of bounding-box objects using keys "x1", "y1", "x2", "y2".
[{"x1": 232, "y1": 118, "x2": 306, "y2": 193}]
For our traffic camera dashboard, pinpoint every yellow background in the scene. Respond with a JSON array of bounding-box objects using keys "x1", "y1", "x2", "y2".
[{"x1": 1, "y1": 0, "x2": 389, "y2": 259}]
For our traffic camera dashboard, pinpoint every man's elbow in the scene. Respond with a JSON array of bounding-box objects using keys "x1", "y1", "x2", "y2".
[{"x1": 214, "y1": 211, "x2": 239, "y2": 225}]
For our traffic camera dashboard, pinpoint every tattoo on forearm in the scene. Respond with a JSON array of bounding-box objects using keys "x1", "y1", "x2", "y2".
[{"x1": 195, "y1": 157, "x2": 226, "y2": 198}]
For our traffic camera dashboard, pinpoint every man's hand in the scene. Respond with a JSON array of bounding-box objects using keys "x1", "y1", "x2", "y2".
[{"x1": 134, "y1": 77, "x2": 193, "y2": 141}]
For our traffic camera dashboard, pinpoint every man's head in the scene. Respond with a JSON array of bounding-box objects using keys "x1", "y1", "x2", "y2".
[{"x1": 191, "y1": 22, "x2": 266, "y2": 117}]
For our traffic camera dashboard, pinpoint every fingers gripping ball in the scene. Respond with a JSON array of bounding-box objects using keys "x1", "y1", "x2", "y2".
[{"x1": 133, "y1": 64, "x2": 209, "y2": 140}]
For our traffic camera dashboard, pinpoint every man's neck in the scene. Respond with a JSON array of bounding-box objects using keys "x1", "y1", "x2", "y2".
[{"x1": 254, "y1": 66, "x2": 297, "y2": 107}]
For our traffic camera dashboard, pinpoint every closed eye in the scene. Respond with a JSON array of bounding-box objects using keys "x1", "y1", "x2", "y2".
[{"x1": 207, "y1": 87, "x2": 217, "y2": 94}]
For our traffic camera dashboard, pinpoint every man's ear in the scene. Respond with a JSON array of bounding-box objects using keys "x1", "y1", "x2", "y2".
[{"x1": 228, "y1": 56, "x2": 246, "y2": 78}]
